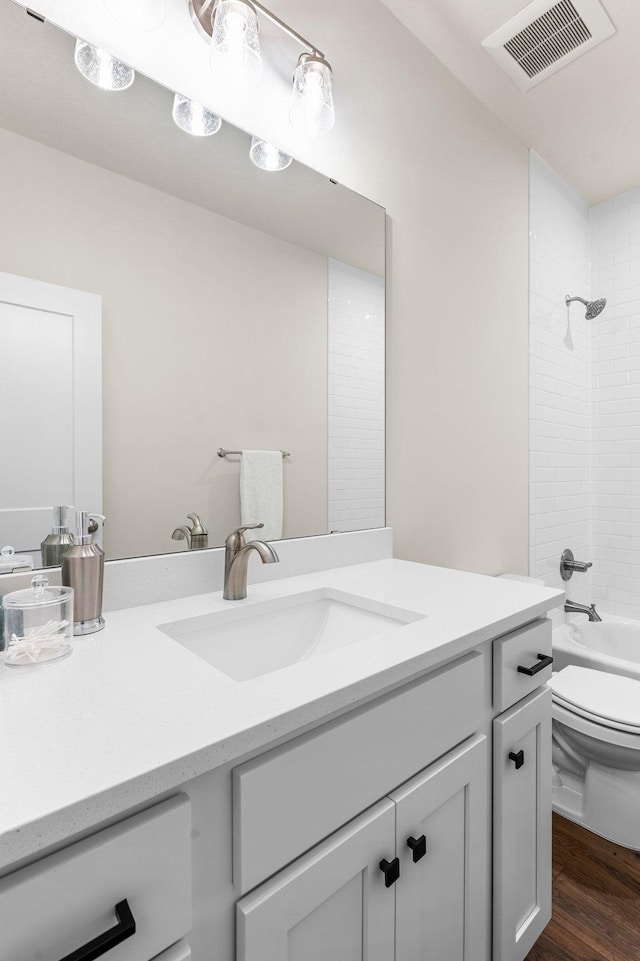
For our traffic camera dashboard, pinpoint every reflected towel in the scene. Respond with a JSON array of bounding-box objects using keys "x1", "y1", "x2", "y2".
[{"x1": 240, "y1": 450, "x2": 283, "y2": 542}]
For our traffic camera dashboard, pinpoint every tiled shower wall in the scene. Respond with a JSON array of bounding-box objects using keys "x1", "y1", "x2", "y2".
[
  {"x1": 591, "y1": 190, "x2": 640, "y2": 619},
  {"x1": 529, "y1": 153, "x2": 592, "y2": 617},
  {"x1": 531, "y1": 154, "x2": 640, "y2": 621},
  {"x1": 328, "y1": 259, "x2": 385, "y2": 533}
]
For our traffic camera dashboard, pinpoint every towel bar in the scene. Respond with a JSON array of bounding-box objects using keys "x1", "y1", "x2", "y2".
[{"x1": 217, "y1": 448, "x2": 291, "y2": 458}]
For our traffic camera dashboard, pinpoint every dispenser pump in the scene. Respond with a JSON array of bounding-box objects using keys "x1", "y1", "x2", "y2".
[
  {"x1": 52, "y1": 505, "x2": 72, "y2": 532},
  {"x1": 75, "y1": 511, "x2": 106, "y2": 546}
]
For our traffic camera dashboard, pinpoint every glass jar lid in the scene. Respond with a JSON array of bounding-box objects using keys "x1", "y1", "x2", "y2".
[
  {"x1": 0, "y1": 546, "x2": 34, "y2": 574},
  {"x1": 2, "y1": 574, "x2": 74, "y2": 609}
]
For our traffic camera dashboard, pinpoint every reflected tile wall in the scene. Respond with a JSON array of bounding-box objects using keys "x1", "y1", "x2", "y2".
[{"x1": 328, "y1": 259, "x2": 385, "y2": 533}]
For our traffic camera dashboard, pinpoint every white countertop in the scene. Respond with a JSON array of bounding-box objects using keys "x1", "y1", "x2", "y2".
[{"x1": 0, "y1": 559, "x2": 562, "y2": 871}]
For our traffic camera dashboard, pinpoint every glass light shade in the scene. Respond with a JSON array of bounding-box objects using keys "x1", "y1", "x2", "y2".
[
  {"x1": 210, "y1": 0, "x2": 262, "y2": 88},
  {"x1": 74, "y1": 39, "x2": 135, "y2": 91},
  {"x1": 103, "y1": 0, "x2": 166, "y2": 30},
  {"x1": 289, "y1": 54, "x2": 335, "y2": 136},
  {"x1": 249, "y1": 137, "x2": 292, "y2": 172},
  {"x1": 172, "y1": 94, "x2": 222, "y2": 136}
]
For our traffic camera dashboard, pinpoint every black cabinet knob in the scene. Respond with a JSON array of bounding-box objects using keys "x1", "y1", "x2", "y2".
[
  {"x1": 509, "y1": 750, "x2": 525, "y2": 770},
  {"x1": 57, "y1": 899, "x2": 136, "y2": 961},
  {"x1": 517, "y1": 653, "x2": 553, "y2": 676},
  {"x1": 407, "y1": 835, "x2": 427, "y2": 863},
  {"x1": 379, "y1": 857, "x2": 400, "y2": 887}
]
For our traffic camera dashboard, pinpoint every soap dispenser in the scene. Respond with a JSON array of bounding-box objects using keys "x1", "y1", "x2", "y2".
[
  {"x1": 61, "y1": 511, "x2": 106, "y2": 635},
  {"x1": 41, "y1": 505, "x2": 75, "y2": 568}
]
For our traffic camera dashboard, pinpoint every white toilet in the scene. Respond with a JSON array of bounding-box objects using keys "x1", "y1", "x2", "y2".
[{"x1": 551, "y1": 665, "x2": 640, "y2": 849}]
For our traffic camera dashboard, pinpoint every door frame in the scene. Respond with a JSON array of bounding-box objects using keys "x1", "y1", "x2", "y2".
[{"x1": 0, "y1": 271, "x2": 102, "y2": 551}]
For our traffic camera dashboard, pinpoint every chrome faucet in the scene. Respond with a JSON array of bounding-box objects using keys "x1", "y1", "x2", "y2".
[
  {"x1": 223, "y1": 523, "x2": 279, "y2": 600},
  {"x1": 565, "y1": 600, "x2": 602, "y2": 623}
]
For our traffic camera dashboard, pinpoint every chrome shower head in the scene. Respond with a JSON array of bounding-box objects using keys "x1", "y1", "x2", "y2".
[
  {"x1": 586, "y1": 298, "x2": 607, "y2": 319},
  {"x1": 565, "y1": 294, "x2": 607, "y2": 319}
]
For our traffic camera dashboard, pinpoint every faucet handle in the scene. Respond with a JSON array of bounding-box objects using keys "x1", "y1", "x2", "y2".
[
  {"x1": 225, "y1": 523, "x2": 264, "y2": 549},
  {"x1": 560, "y1": 549, "x2": 593, "y2": 581},
  {"x1": 187, "y1": 513, "x2": 208, "y2": 536}
]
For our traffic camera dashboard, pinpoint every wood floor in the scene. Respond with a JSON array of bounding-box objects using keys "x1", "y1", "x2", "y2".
[{"x1": 526, "y1": 813, "x2": 640, "y2": 960}]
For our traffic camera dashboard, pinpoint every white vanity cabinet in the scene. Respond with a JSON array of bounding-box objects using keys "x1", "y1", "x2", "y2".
[
  {"x1": 492, "y1": 620, "x2": 553, "y2": 961},
  {"x1": 0, "y1": 796, "x2": 192, "y2": 961},
  {"x1": 0, "y1": 612, "x2": 556, "y2": 961},
  {"x1": 238, "y1": 736, "x2": 488, "y2": 961}
]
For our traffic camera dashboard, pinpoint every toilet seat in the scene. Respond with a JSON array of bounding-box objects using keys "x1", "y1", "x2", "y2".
[{"x1": 550, "y1": 666, "x2": 640, "y2": 735}]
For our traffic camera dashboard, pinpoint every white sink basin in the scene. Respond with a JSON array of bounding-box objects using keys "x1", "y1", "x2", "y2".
[{"x1": 158, "y1": 588, "x2": 426, "y2": 682}]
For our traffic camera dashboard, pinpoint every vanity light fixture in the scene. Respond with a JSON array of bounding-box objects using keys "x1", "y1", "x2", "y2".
[
  {"x1": 74, "y1": 39, "x2": 135, "y2": 91},
  {"x1": 249, "y1": 136, "x2": 292, "y2": 171},
  {"x1": 190, "y1": 0, "x2": 335, "y2": 134},
  {"x1": 103, "y1": 0, "x2": 166, "y2": 31},
  {"x1": 210, "y1": 0, "x2": 262, "y2": 88},
  {"x1": 172, "y1": 94, "x2": 222, "y2": 136},
  {"x1": 290, "y1": 52, "x2": 334, "y2": 136}
]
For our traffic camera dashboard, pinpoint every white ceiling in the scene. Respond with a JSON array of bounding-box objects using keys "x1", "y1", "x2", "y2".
[{"x1": 378, "y1": 0, "x2": 640, "y2": 205}]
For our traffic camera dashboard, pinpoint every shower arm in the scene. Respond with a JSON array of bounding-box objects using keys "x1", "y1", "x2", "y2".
[{"x1": 565, "y1": 295, "x2": 587, "y2": 307}]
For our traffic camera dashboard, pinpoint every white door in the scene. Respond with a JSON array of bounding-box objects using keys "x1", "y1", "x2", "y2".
[
  {"x1": 0, "y1": 272, "x2": 102, "y2": 553},
  {"x1": 493, "y1": 687, "x2": 552, "y2": 961},
  {"x1": 391, "y1": 735, "x2": 489, "y2": 961},
  {"x1": 237, "y1": 798, "x2": 396, "y2": 961}
]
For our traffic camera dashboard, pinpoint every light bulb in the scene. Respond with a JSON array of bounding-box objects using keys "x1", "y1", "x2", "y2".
[
  {"x1": 290, "y1": 53, "x2": 335, "y2": 136},
  {"x1": 103, "y1": 0, "x2": 166, "y2": 31},
  {"x1": 74, "y1": 39, "x2": 135, "y2": 91},
  {"x1": 172, "y1": 94, "x2": 222, "y2": 136},
  {"x1": 210, "y1": 0, "x2": 262, "y2": 88},
  {"x1": 249, "y1": 137, "x2": 292, "y2": 172}
]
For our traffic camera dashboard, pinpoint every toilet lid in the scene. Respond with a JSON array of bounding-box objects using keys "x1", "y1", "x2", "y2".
[{"x1": 551, "y1": 666, "x2": 640, "y2": 732}]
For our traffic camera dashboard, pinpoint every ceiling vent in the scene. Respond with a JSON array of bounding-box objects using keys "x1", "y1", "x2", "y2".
[{"x1": 482, "y1": 0, "x2": 615, "y2": 90}]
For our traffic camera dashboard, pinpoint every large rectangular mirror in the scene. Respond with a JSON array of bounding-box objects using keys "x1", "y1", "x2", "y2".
[{"x1": 0, "y1": 1, "x2": 385, "y2": 568}]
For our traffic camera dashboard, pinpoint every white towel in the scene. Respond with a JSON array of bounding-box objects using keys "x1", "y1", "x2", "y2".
[{"x1": 240, "y1": 450, "x2": 284, "y2": 542}]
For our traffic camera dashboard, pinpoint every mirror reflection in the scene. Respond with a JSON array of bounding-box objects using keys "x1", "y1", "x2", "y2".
[{"x1": 0, "y1": 1, "x2": 385, "y2": 569}]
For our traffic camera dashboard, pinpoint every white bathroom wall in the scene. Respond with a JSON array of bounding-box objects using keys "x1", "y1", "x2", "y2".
[
  {"x1": 590, "y1": 191, "x2": 640, "y2": 619},
  {"x1": 328, "y1": 260, "x2": 385, "y2": 533},
  {"x1": 529, "y1": 153, "x2": 592, "y2": 617}
]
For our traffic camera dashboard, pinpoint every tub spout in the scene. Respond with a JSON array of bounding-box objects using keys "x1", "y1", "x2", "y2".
[{"x1": 565, "y1": 600, "x2": 602, "y2": 622}]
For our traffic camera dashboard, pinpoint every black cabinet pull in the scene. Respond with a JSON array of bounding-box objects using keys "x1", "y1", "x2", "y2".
[
  {"x1": 379, "y1": 857, "x2": 400, "y2": 887},
  {"x1": 517, "y1": 653, "x2": 553, "y2": 676},
  {"x1": 509, "y1": 750, "x2": 525, "y2": 770},
  {"x1": 57, "y1": 899, "x2": 136, "y2": 961},
  {"x1": 407, "y1": 835, "x2": 427, "y2": 863}
]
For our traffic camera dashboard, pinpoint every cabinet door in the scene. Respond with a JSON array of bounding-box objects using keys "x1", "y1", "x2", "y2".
[
  {"x1": 237, "y1": 799, "x2": 396, "y2": 961},
  {"x1": 152, "y1": 943, "x2": 191, "y2": 961},
  {"x1": 493, "y1": 687, "x2": 552, "y2": 961},
  {"x1": 391, "y1": 735, "x2": 489, "y2": 961}
]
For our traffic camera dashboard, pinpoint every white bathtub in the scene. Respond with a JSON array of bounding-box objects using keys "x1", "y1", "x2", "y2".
[{"x1": 553, "y1": 615, "x2": 640, "y2": 681}]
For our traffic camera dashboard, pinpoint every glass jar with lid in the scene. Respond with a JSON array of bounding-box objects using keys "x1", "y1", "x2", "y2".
[{"x1": 2, "y1": 575, "x2": 73, "y2": 667}]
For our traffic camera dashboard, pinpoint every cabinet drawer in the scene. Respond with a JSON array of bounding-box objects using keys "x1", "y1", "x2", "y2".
[
  {"x1": 0, "y1": 795, "x2": 191, "y2": 961},
  {"x1": 493, "y1": 619, "x2": 552, "y2": 712},
  {"x1": 233, "y1": 652, "x2": 484, "y2": 893}
]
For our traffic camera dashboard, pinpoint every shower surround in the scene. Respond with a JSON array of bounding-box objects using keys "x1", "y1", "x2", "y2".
[{"x1": 530, "y1": 152, "x2": 640, "y2": 623}]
